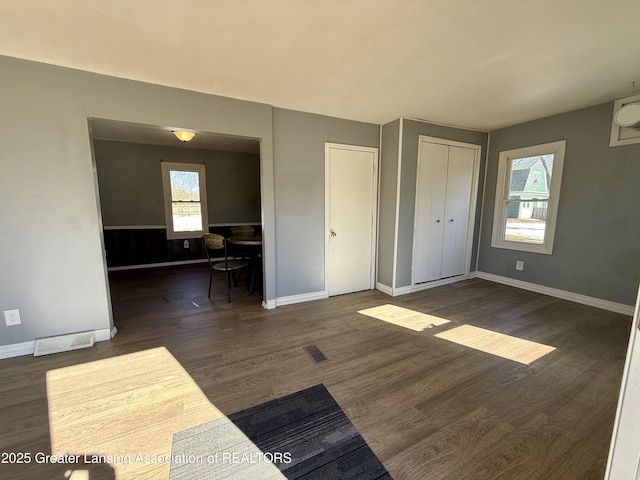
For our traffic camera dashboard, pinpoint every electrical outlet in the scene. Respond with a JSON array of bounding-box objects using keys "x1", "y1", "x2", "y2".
[
  {"x1": 4, "y1": 309, "x2": 21, "y2": 326},
  {"x1": 183, "y1": 240, "x2": 189, "y2": 249},
  {"x1": 515, "y1": 261, "x2": 524, "y2": 271}
]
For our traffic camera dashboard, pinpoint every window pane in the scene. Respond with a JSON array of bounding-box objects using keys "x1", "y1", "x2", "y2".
[
  {"x1": 169, "y1": 170, "x2": 200, "y2": 202},
  {"x1": 508, "y1": 155, "x2": 554, "y2": 199},
  {"x1": 172, "y1": 202, "x2": 202, "y2": 232},
  {"x1": 504, "y1": 200, "x2": 547, "y2": 244}
]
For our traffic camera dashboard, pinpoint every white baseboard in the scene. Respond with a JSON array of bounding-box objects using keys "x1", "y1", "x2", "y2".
[
  {"x1": 377, "y1": 275, "x2": 470, "y2": 296},
  {"x1": 275, "y1": 290, "x2": 329, "y2": 307},
  {"x1": 394, "y1": 285, "x2": 413, "y2": 296},
  {"x1": 94, "y1": 326, "x2": 118, "y2": 342},
  {"x1": 376, "y1": 282, "x2": 393, "y2": 295},
  {"x1": 0, "y1": 326, "x2": 118, "y2": 360},
  {"x1": 375, "y1": 282, "x2": 413, "y2": 296},
  {"x1": 475, "y1": 271, "x2": 635, "y2": 316},
  {"x1": 262, "y1": 299, "x2": 276, "y2": 309},
  {"x1": 412, "y1": 274, "x2": 470, "y2": 293},
  {"x1": 0, "y1": 341, "x2": 35, "y2": 359},
  {"x1": 108, "y1": 259, "x2": 208, "y2": 272}
]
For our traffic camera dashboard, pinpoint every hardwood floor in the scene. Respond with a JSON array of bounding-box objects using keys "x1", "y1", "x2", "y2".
[{"x1": 0, "y1": 263, "x2": 632, "y2": 479}]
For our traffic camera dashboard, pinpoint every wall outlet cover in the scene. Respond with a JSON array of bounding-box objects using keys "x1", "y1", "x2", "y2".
[
  {"x1": 516, "y1": 261, "x2": 524, "y2": 271},
  {"x1": 4, "y1": 309, "x2": 21, "y2": 326}
]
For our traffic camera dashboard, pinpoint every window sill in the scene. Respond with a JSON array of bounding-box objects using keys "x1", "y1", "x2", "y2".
[{"x1": 490, "y1": 239, "x2": 553, "y2": 255}]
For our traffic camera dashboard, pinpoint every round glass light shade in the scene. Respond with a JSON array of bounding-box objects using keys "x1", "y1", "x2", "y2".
[{"x1": 172, "y1": 131, "x2": 196, "y2": 142}]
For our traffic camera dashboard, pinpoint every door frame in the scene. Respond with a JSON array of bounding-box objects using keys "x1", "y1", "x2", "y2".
[
  {"x1": 411, "y1": 135, "x2": 482, "y2": 289},
  {"x1": 605, "y1": 285, "x2": 640, "y2": 479},
  {"x1": 325, "y1": 142, "x2": 379, "y2": 296}
]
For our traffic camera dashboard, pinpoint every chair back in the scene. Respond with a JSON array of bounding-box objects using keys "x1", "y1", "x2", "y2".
[
  {"x1": 231, "y1": 226, "x2": 254, "y2": 236},
  {"x1": 203, "y1": 233, "x2": 226, "y2": 267},
  {"x1": 203, "y1": 233, "x2": 224, "y2": 250}
]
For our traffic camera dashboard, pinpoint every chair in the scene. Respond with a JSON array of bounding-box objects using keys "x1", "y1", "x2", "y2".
[{"x1": 202, "y1": 233, "x2": 248, "y2": 302}]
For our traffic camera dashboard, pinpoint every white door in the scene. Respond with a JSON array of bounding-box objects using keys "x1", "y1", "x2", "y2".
[
  {"x1": 414, "y1": 142, "x2": 448, "y2": 283},
  {"x1": 326, "y1": 144, "x2": 378, "y2": 296},
  {"x1": 606, "y1": 286, "x2": 640, "y2": 479},
  {"x1": 413, "y1": 138, "x2": 478, "y2": 284},
  {"x1": 441, "y1": 146, "x2": 475, "y2": 278}
]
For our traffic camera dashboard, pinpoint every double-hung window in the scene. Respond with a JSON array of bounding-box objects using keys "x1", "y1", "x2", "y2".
[
  {"x1": 161, "y1": 162, "x2": 208, "y2": 240},
  {"x1": 491, "y1": 140, "x2": 566, "y2": 254}
]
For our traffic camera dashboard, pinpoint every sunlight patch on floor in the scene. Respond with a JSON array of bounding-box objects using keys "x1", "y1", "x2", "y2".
[
  {"x1": 357, "y1": 304, "x2": 451, "y2": 331},
  {"x1": 434, "y1": 324, "x2": 556, "y2": 365},
  {"x1": 46, "y1": 347, "x2": 285, "y2": 479}
]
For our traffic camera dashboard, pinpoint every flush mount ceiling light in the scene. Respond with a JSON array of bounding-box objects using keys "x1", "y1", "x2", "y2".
[
  {"x1": 614, "y1": 103, "x2": 640, "y2": 127},
  {"x1": 172, "y1": 130, "x2": 196, "y2": 142}
]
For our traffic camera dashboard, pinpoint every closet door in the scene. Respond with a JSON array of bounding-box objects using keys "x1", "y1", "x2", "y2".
[
  {"x1": 441, "y1": 146, "x2": 475, "y2": 278},
  {"x1": 413, "y1": 142, "x2": 448, "y2": 283}
]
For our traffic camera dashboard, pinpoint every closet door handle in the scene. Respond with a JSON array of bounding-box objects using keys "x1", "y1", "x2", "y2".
[
  {"x1": 449, "y1": 219, "x2": 454, "y2": 223},
  {"x1": 436, "y1": 219, "x2": 441, "y2": 223}
]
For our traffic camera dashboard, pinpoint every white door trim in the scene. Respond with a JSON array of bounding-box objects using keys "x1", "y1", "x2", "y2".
[
  {"x1": 392, "y1": 118, "x2": 404, "y2": 290},
  {"x1": 411, "y1": 135, "x2": 481, "y2": 286},
  {"x1": 325, "y1": 142, "x2": 379, "y2": 295},
  {"x1": 605, "y1": 285, "x2": 640, "y2": 479}
]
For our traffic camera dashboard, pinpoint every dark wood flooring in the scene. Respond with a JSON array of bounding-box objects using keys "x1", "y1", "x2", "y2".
[{"x1": 0, "y1": 264, "x2": 632, "y2": 479}]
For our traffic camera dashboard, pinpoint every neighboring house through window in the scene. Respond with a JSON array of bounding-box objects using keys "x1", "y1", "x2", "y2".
[
  {"x1": 491, "y1": 140, "x2": 566, "y2": 254},
  {"x1": 532, "y1": 171, "x2": 541, "y2": 187},
  {"x1": 161, "y1": 162, "x2": 208, "y2": 240}
]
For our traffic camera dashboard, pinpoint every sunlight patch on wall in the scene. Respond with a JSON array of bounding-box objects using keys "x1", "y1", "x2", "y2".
[
  {"x1": 357, "y1": 304, "x2": 451, "y2": 331},
  {"x1": 434, "y1": 324, "x2": 555, "y2": 365}
]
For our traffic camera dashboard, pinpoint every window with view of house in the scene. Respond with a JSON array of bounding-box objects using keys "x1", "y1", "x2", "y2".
[
  {"x1": 161, "y1": 162, "x2": 208, "y2": 240},
  {"x1": 491, "y1": 140, "x2": 565, "y2": 254}
]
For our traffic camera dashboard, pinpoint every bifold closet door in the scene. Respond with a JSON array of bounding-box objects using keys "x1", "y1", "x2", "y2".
[
  {"x1": 440, "y1": 146, "x2": 475, "y2": 278},
  {"x1": 413, "y1": 142, "x2": 448, "y2": 283}
]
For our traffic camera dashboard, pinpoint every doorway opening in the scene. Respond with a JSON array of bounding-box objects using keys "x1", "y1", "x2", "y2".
[{"x1": 88, "y1": 118, "x2": 264, "y2": 326}]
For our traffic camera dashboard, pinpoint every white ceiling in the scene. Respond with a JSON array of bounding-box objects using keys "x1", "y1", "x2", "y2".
[{"x1": 2, "y1": 0, "x2": 640, "y2": 131}]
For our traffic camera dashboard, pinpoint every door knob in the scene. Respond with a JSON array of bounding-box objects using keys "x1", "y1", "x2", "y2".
[
  {"x1": 330, "y1": 230, "x2": 337, "y2": 237},
  {"x1": 436, "y1": 219, "x2": 441, "y2": 223},
  {"x1": 449, "y1": 219, "x2": 454, "y2": 222}
]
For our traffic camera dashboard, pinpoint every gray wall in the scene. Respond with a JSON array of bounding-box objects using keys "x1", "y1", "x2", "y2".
[
  {"x1": 0, "y1": 55, "x2": 275, "y2": 347},
  {"x1": 94, "y1": 140, "x2": 261, "y2": 226},
  {"x1": 272, "y1": 108, "x2": 379, "y2": 298},
  {"x1": 479, "y1": 102, "x2": 640, "y2": 305},
  {"x1": 2, "y1": 52, "x2": 635, "y2": 351},
  {"x1": 377, "y1": 120, "x2": 400, "y2": 287},
  {"x1": 396, "y1": 119, "x2": 489, "y2": 287}
]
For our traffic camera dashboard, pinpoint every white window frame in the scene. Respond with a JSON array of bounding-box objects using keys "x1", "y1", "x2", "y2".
[
  {"x1": 491, "y1": 140, "x2": 566, "y2": 255},
  {"x1": 161, "y1": 162, "x2": 209, "y2": 240}
]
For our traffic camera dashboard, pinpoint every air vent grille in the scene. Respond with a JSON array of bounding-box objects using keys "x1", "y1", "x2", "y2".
[{"x1": 34, "y1": 331, "x2": 95, "y2": 357}]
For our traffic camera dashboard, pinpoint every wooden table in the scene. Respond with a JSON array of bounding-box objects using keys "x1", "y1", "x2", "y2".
[
  {"x1": 227, "y1": 236, "x2": 262, "y2": 294},
  {"x1": 46, "y1": 347, "x2": 223, "y2": 479}
]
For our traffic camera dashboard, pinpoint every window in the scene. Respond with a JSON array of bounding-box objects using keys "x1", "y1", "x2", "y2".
[
  {"x1": 161, "y1": 162, "x2": 208, "y2": 240},
  {"x1": 532, "y1": 171, "x2": 541, "y2": 187},
  {"x1": 491, "y1": 140, "x2": 565, "y2": 254}
]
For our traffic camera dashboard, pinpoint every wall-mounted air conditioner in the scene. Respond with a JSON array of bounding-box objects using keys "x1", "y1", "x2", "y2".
[{"x1": 610, "y1": 93, "x2": 640, "y2": 147}]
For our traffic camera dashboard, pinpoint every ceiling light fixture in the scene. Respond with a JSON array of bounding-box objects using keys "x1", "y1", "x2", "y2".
[{"x1": 172, "y1": 130, "x2": 196, "y2": 142}]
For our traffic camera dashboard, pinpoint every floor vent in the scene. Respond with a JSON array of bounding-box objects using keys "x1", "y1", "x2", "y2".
[
  {"x1": 303, "y1": 344, "x2": 328, "y2": 363},
  {"x1": 34, "y1": 331, "x2": 95, "y2": 357}
]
